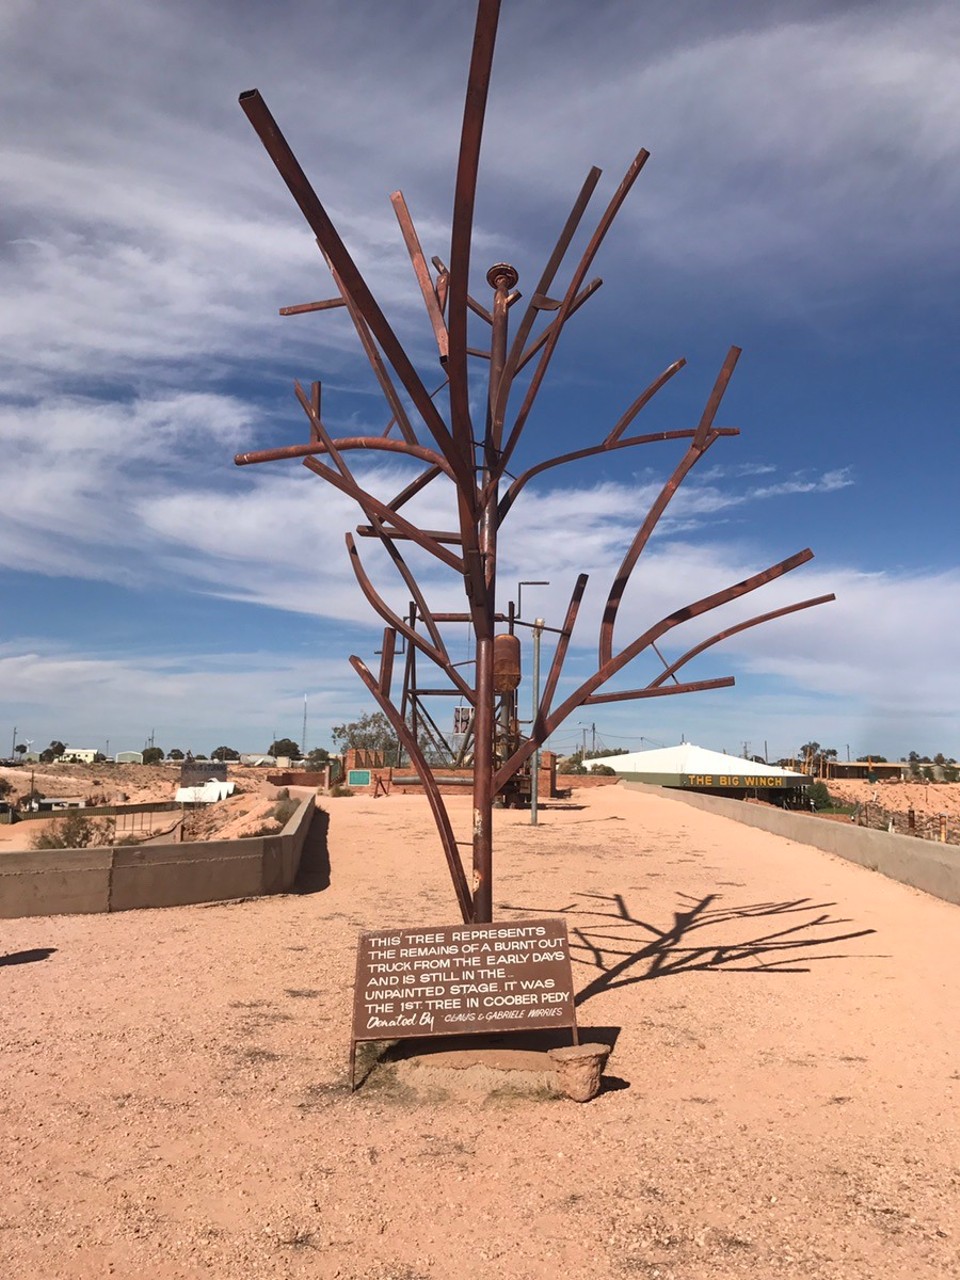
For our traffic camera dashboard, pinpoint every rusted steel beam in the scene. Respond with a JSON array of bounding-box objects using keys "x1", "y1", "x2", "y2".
[
  {"x1": 466, "y1": 295, "x2": 494, "y2": 324},
  {"x1": 446, "y1": 0, "x2": 501, "y2": 485},
  {"x1": 279, "y1": 297, "x2": 346, "y2": 316},
  {"x1": 598, "y1": 430, "x2": 722, "y2": 668},
  {"x1": 310, "y1": 381, "x2": 321, "y2": 442},
  {"x1": 378, "y1": 627, "x2": 397, "y2": 697},
  {"x1": 390, "y1": 190, "x2": 449, "y2": 362},
  {"x1": 356, "y1": 526, "x2": 464, "y2": 544},
  {"x1": 604, "y1": 359, "x2": 688, "y2": 445},
  {"x1": 428, "y1": 612, "x2": 510, "y2": 624},
  {"x1": 351, "y1": 655, "x2": 472, "y2": 923},
  {"x1": 647, "y1": 593, "x2": 837, "y2": 688},
  {"x1": 238, "y1": 89, "x2": 470, "y2": 488},
  {"x1": 583, "y1": 676, "x2": 735, "y2": 704}
]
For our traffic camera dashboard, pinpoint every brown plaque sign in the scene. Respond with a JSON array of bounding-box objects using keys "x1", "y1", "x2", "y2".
[{"x1": 350, "y1": 918, "x2": 578, "y2": 1086}]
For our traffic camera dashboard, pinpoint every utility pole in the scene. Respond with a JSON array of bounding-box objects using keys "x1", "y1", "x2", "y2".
[
  {"x1": 10, "y1": 726, "x2": 16, "y2": 759},
  {"x1": 302, "y1": 695, "x2": 308, "y2": 757}
]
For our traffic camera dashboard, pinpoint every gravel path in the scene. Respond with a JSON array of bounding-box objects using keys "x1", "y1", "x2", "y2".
[{"x1": 2, "y1": 784, "x2": 958, "y2": 1279}]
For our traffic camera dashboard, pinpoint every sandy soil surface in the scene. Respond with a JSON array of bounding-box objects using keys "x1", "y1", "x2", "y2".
[
  {"x1": 0, "y1": 764, "x2": 287, "y2": 852},
  {"x1": 825, "y1": 777, "x2": 960, "y2": 821},
  {"x1": 2, "y1": 783, "x2": 959, "y2": 1279}
]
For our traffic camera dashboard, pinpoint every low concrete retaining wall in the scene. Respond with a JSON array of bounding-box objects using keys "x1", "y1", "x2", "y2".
[
  {"x1": 624, "y1": 782, "x2": 960, "y2": 907},
  {"x1": 0, "y1": 797, "x2": 316, "y2": 919}
]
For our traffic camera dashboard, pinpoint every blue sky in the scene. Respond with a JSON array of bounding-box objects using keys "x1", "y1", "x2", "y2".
[{"x1": 3, "y1": 0, "x2": 958, "y2": 762}]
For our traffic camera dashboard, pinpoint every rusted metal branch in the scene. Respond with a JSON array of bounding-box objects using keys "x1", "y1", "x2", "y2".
[
  {"x1": 351, "y1": 655, "x2": 472, "y2": 922},
  {"x1": 496, "y1": 147, "x2": 650, "y2": 480},
  {"x1": 604, "y1": 359, "x2": 688, "y2": 445},
  {"x1": 598, "y1": 428, "x2": 722, "y2": 668},
  {"x1": 238, "y1": 89, "x2": 470, "y2": 486},
  {"x1": 646, "y1": 593, "x2": 837, "y2": 688},
  {"x1": 583, "y1": 676, "x2": 735, "y2": 705},
  {"x1": 279, "y1": 297, "x2": 346, "y2": 316},
  {"x1": 446, "y1": 0, "x2": 502, "y2": 476},
  {"x1": 515, "y1": 278, "x2": 603, "y2": 372},
  {"x1": 302, "y1": 456, "x2": 464, "y2": 574},
  {"x1": 497, "y1": 427, "x2": 739, "y2": 522},
  {"x1": 495, "y1": 548, "x2": 817, "y2": 790}
]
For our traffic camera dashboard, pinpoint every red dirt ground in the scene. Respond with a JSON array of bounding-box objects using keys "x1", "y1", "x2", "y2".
[{"x1": 1, "y1": 782, "x2": 959, "y2": 1279}]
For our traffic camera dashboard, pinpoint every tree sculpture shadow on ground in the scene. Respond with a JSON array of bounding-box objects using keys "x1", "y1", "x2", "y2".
[
  {"x1": 234, "y1": 0, "x2": 834, "y2": 924},
  {"x1": 502, "y1": 891, "x2": 879, "y2": 1006}
]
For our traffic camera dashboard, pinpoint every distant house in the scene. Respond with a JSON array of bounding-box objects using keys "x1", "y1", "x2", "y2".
[
  {"x1": 239, "y1": 754, "x2": 276, "y2": 767},
  {"x1": 59, "y1": 749, "x2": 99, "y2": 764},
  {"x1": 174, "y1": 781, "x2": 237, "y2": 804},
  {"x1": 115, "y1": 751, "x2": 144, "y2": 764}
]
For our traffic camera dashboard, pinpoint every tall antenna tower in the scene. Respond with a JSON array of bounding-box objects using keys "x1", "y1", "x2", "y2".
[{"x1": 301, "y1": 695, "x2": 308, "y2": 758}]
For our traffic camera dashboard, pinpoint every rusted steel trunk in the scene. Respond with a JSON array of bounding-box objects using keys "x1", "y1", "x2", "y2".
[{"x1": 472, "y1": 262, "x2": 516, "y2": 922}]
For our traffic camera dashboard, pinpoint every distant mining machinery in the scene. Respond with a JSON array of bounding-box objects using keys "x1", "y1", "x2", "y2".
[{"x1": 234, "y1": 0, "x2": 834, "y2": 924}]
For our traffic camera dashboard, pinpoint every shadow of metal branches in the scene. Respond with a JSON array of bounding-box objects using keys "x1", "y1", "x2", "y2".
[{"x1": 501, "y1": 891, "x2": 879, "y2": 1007}]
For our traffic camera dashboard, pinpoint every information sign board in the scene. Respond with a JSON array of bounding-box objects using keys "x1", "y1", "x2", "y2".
[
  {"x1": 347, "y1": 768, "x2": 371, "y2": 787},
  {"x1": 350, "y1": 918, "x2": 578, "y2": 1086}
]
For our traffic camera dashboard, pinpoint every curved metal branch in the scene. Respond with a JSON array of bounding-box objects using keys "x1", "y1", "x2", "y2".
[
  {"x1": 350, "y1": 655, "x2": 472, "y2": 923},
  {"x1": 598, "y1": 430, "x2": 722, "y2": 668},
  {"x1": 537, "y1": 574, "x2": 588, "y2": 731},
  {"x1": 495, "y1": 548, "x2": 817, "y2": 791},
  {"x1": 344, "y1": 535, "x2": 475, "y2": 704},
  {"x1": 497, "y1": 427, "x2": 738, "y2": 523},
  {"x1": 583, "y1": 676, "x2": 735, "y2": 705},
  {"x1": 647, "y1": 593, "x2": 837, "y2": 688},
  {"x1": 604, "y1": 358, "x2": 687, "y2": 445}
]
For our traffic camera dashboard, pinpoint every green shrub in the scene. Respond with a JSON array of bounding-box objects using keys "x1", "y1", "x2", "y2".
[
  {"x1": 32, "y1": 810, "x2": 111, "y2": 849},
  {"x1": 330, "y1": 785, "x2": 354, "y2": 798},
  {"x1": 806, "y1": 780, "x2": 833, "y2": 811}
]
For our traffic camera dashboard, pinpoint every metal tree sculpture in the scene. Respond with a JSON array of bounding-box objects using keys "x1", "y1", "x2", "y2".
[{"x1": 235, "y1": 0, "x2": 834, "y2": 924}]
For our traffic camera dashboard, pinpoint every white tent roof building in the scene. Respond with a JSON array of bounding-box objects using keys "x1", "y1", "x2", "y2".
[{"x1": 587, "y1": 744, "x2": 807, "y2": 791}]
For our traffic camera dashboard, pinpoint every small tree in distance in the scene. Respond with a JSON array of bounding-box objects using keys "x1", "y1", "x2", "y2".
[
  {"x1": 268, "y1": 738, "x2": 302, "y2": 759},
  {"x1": 331, "y1": 712, "x2": 399, "y2": 766},
  {"x1": 142, "y1": 747, "x2": 164, "y2": 765},
  {"x1": 211, "y1": 746, "x2": 240, "y2": 762},
  {"x1": 168, "y1": 748, "x2": 185, "y2": 761}
]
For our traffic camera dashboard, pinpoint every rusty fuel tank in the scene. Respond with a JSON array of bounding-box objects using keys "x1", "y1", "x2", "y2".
[{"x1": 493, "y1": 633, "x2": 521, "y2": 692}]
